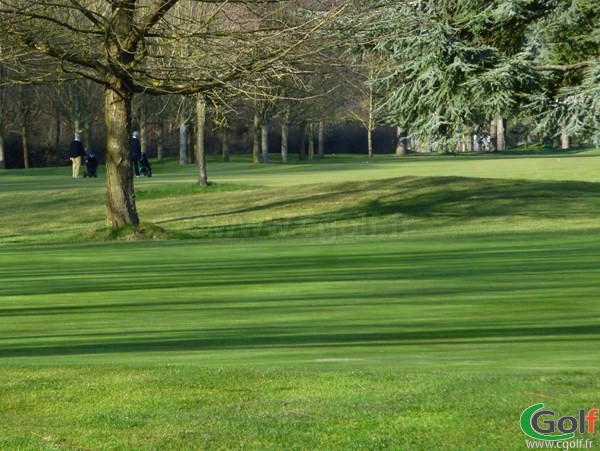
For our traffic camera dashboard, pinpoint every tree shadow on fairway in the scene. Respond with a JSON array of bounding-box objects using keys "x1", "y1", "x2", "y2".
[
  {"x1": 0, "y1": 323, "x2": 598, "y2": 359},
  {"x1": 2, "y1": 237, "x2": 598, "y2": 298},
  {"x1": 311, "y1": 177, "x2": 600, "y2": 222},
  {"x1": 176, "y1": 176, "x2": 600, "y2": 239},
  {"x1": 154, "y1": 186, "x2": 364, "y2": 225},
  {"x1": 493, "y1": 146, "x2": 596, "y2": 157}
]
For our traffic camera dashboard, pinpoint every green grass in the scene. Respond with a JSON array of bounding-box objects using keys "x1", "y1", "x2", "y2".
[{"x1": 1, "y1": 151, "x2": 600, "y2": 449}]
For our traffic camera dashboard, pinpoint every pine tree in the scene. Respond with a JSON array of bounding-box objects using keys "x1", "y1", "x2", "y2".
[{"x1": 362, "y1": 0, "x2": 599, "y2": 149}]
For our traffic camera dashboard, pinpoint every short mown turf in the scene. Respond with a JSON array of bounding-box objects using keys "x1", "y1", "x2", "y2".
[
  {"x1": 2, "y1": 235, "x2": 599, "y2": 368},
  {"x1": 1, "y1": 152, "x2": 599, "y2": 449}
]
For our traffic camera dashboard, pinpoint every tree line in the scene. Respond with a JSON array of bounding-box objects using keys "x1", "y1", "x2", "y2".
[
  {"x1": 0, "y1": 0, "x2": 597, "y2": 227},
  {"x1": 0, "y1": 79, "x2": 401, "y2": 169}
]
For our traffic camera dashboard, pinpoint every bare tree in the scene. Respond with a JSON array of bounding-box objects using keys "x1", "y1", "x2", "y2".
[
  {"x1": 9, "y1": 84, "x2": 42, "y2": 169},
  {"x1": 0, "y1": 0, "x2": 348, "y2": 226},
  {"x1": 59, "y1": 80, "x2": 102, "y2": 151},
  {"x1": 339, "y1": 58, "x2": 383, "y2": 157},
  {"x1": 0, "y1": 57, "x2": 6, "y2": 170}
]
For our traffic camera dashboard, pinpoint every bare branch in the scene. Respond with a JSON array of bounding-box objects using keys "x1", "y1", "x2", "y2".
[{"x1": 533, "y1": 61, "x2": 592, "y2": 72}]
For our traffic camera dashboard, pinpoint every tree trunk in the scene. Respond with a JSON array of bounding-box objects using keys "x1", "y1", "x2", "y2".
[
  {"x1": 496, "y1": 117, "x2": 506, "y2": 151},
  {"x1": 55, "y1": 107, "x2": 61, "y2": 165},
  {"x1": 140, "y1": 121, "x2": 147, "y2": 155},
  {"x1": 74, "y1": 118, "x2": 81, "y2": 138},
  {"x1": 157, "y1": 123, "x2": 164, "y2": 163},
  {"x1": 139, "y1": 99, "x2": 147, "y2": 155},
  {"x1": 21, "y1": 123, "x2": 29, "y2": 169},
  {"x1": 261, "y1": 116, "x2": 269, "y2": 164},
  {"x1": 84, "y1": 123, "x2": 93, "y2": 153},
  {"x1": 281, "y1": 123, "x2": 289, "y2": 164},
  {"x1": 395, "y1": 127, "x2": 406, "y2": 156},
  {"x1": 103, "y1": 2, "x2": 141, "y2": 227},
  {"x1": 179, "y1": 122, "x2": 189, "y2": 165},
  {"x1": 188, "y1": 124, "x2": 195, "y2": 164},
  {"x1": 74, "y1": 96, "x2": 82, "y2": 135},
  {"x1": 308, "y1": 123, "x2": 315, "y2": 160},
  {"x1": 0, "y1": 61, "x2": 4, "y2": 169},
  {"x1": 367, "y1": 80, "x2": 374, "y2": 157},
  {"x1": 298, "y1": 123, "x2": 307, "y2": 160},
  {"x1": 0, "y1": 135, "x2": 5, "y2": 170},
  {"x1": 196, "y1": 95, "x2": 207, "y2": 187},
  {"x1": 462, "y1": 130, "x2": 472, "y2": 152},
  {"x1": 489, "y1": 119, "x2": 498, "y2": 151},
  {"x1": 318, "y1": 121, "x2": 324, "y2": 158},
  {"x1": 104, "y1": 85, "x2": 139, "y2": 227},
  {"x1": 222, "y1": 126, "x2": 230, "y2": 162},
  {"x1": 561, "y1": 127, "x2": 570, "y2": 150},
  {"x1": 253, "y1": 109, "x2": 261, "y2": 163}
]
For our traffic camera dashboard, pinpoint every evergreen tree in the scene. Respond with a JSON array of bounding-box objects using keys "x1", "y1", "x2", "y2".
[{"x1": 363, "y1": 0, "x2": 599, "y2": 150}]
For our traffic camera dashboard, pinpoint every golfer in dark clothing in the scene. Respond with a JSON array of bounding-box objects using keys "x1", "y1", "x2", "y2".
[
  {"x1": 68, "y1": 134, "x2": 86, "y2": 178},
  {"x1": 130, "y1": 131, "x2": 142, "y2": 177},
  {"x1": 84, "y1": 152, "x2": 99, "y2": 177}
]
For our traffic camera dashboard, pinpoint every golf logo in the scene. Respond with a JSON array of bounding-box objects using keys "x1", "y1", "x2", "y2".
[{"x1": 520, "y1": 403, "x2": 598, "y2": 442}]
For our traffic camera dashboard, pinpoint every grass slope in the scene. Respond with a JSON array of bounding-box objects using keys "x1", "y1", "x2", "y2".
[
  {"x1": 2, "y1": 172, "x2": 600, "y2": 245},
  {"x1": 1, "y1": 152, "x2": 599, "y2": 449}
]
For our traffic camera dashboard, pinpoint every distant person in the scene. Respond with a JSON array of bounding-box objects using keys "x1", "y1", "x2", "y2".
[
  {"x1": 83, "y1": 151, "x2": 99, "y2": 178},
  {"x1": 68, "y1": 134, "x2": 86, "y2": 178},
  {"x1": 139, "y1": 151, "x2": 152, "y2": 177},
  {"x1": 130, "y1": 131, "x2": 142, "y2": 177}
]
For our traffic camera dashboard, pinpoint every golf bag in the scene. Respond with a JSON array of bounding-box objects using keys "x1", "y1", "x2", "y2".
[
  {"x1": 83, "y1": 154, "x2": 98, "y2": 178},
  {"x1": 139, "y1": 153, "x2": 152, "y2": 177}
]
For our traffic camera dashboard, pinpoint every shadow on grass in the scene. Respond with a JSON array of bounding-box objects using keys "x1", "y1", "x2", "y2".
[
  {"x1": 154, "y1": 186, "x2": 364, "y2": 224},
  {"x1": 158, "y1": 176, "x2": 600, "y2": 239},
  {"x1": 2, "y1": 221, "x2": 600, "y2": 358},
  {"x1": 353, "y1": 177, "x2": 600, "y2": 219},
  {"x1": 90, "y1": 223, "x2": 170, "y2": 241},
  {"x1": 498, "y1": 145, "x2": 596, "y2": 157},
  {"x1": 2, "y1": 237, "x2": 599, "y2": 297},
  {"x1": 1, "y1": 323, "x2": 598, "y2": 358}
]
